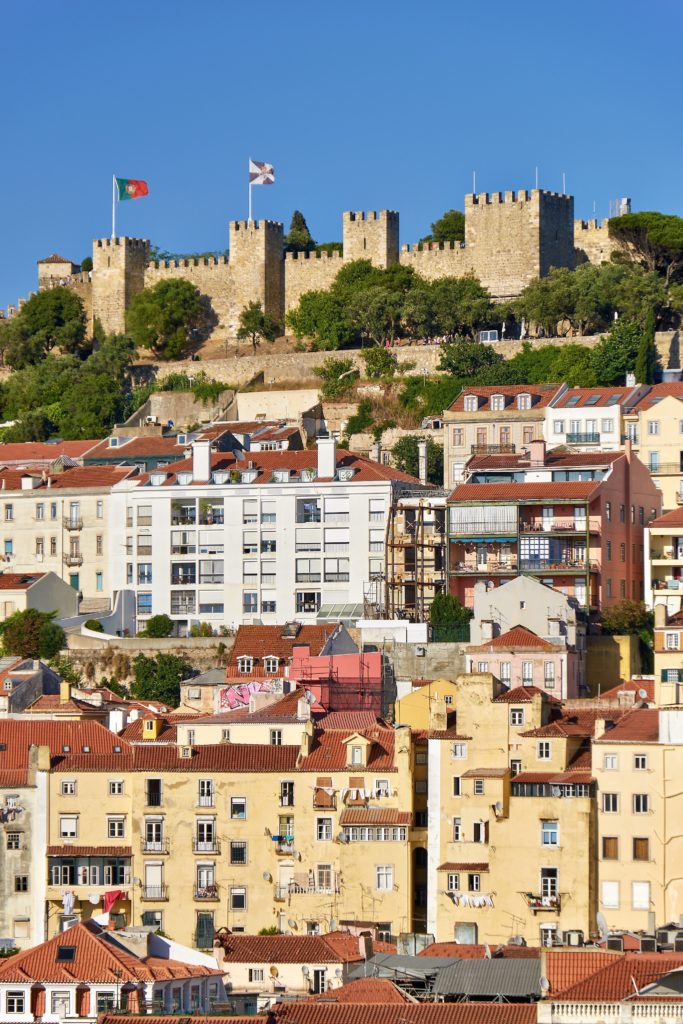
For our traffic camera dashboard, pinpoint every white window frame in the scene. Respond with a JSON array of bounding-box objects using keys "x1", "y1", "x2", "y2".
[
  {"x1": 537, "y1": 741, "x2": 551, "y2": 761},
  {"x1": 375, "y1": 865, "x2": 393, "y2": 891}
]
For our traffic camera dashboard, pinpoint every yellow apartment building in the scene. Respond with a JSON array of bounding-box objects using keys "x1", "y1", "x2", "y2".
[
  {"x1": 46, "y1": 712, "x2": 416, "y2": 948},
  {"x1": 594, "y1": 707, "x2": 683, "y2": 932},
  {"x1": 625, "y1": 385, "x2": 683, "y2": 512},
  {"x1": 442, "y1": 385, "x2": 562, "y2": 488},
  {"x1": 644, "y1": 507, "x2": 683, "y2": 703}
]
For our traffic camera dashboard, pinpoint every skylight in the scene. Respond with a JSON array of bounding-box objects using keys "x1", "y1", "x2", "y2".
[
  {"x1": 56, "y1": 946, "x2": 76, "y2": 962},
  {"x1": 565, "y1": 395, "x2": 580, "y2": 407},
  {"x1": 584, "y1": 395, "x2": 600, "y2": 406},
  {"x1": 606, "y1": 395, "x2": 620, "y2": 406}
]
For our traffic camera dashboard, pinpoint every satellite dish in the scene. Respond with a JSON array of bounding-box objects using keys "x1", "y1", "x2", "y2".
[
  {"x1": 270, "y1": 966, "x2": 279, "y2": 978},
  {"x1": 330, "y1": 919, "x2": 338, "y2": 932},
  {"x1": 494, "y1": 801, "x2": 503, "y2": 815},
  {"x1": 302, "y1": 966, "x2": 310, "y2": 977},
  {"x1": 89, "y1": 894, "x2": 100, "y2": 905},
  {"x1": 551, "y1": 786, "x2": 562, "y2": 797},
  {"x1": 288, "y1": 919, "x2": 297, "y2": 929},
  {"x1": 335, "y1": 967, "x2": 343, "y2": 978},
  {"x1": 484, "y1": 943, "x2": 491, "y2": 959},
  {"x1": 596, "y1": 912, "x2": 609, "y2": 941},
  {"x1": 304, "y1": 689, "x2": 315, "y2": 704},
  {"x1": 638, "y1": 688, "x2": 648, "y2": 700},
  {"x1": 337, "y1": 832, "x2": 349, "y2": 844},
  {"x1": 540, "y1": 976, "x2": 550, "y2": 994},
  {"x1": 262, "y1": 871, "x2": 272, "y2": 883}
]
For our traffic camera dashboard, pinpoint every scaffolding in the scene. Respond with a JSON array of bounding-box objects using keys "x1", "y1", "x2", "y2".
[{"x1": 386, "y1": 494, "x2": 447, "y2": 622}]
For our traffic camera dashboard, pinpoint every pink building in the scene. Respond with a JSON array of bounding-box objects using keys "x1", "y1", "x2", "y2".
[
  {"x1": 465, "y1": 624, "x2": 580, "y2": 698},
  {"x1": 289, "y1": 645, "x2": 384, "y2": 715},
  {"x1": 447, "y1": 440, "x2": 661, "y2": 618}
]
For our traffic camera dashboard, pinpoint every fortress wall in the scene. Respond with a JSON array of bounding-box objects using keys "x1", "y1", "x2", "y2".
[
  {"x1": 399, "y1": 242, "x2": 478, "y2": 282},
  {"x1": 284, "y1": 250, "x2": 344, "y2": 311},
  {"x1": 144, "y1": 258, "x2": 232, "y2": 334},
  {"x1": 574, "y1": 218, "x2": 617, "y2": 265}
]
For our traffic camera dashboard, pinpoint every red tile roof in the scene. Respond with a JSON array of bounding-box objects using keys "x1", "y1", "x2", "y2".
[
  {"x1": 545, "y1": 950, "x2": 623, "y2": 994},
  {"x1": 0, "y1": 921, "x2": 222, "y2": 983},
  {"x1": 216, "y1": 932, "x2": 395, "y2": 965},
  {"x1": 197, "y1": 689, "x2": 309, "y2": 724},
  {"x1": 437, "y1": 862, "x2": 490, "y2": 872},
  {"x1": 84, "y1": 436, "x2": 191, "y2": 460},
  {"x1": 552, "y1": 954, "x2": 683, "y2": 1001},
  {"x1": 593, "y1": 707, "x2": 660, "y2": 743},
  {"x1": 47, "y1": 845, "x2": 132, "y2": 856},
  {"x1": 629, "y1": 382, "x2": 683, "y2": 412},
  {"x1": 0, "y1": 719, "x2": 123, "y2": 786},
  {"x1": 38, "y1": 253, "x2": 74, "y2": 264},
  {"x1": 461, "y1": 767, "x2": 508, "y2": 778},
  {"x1": 447, "y1": 385, "x2": 560, "y2": 413},
  {"x1": 227, "y1": 625, "x2": 336, "y2": 670},
  {"x1": 493, "y1": 686, "x2": 558, "y2": 703},
  {"x1": 273, "y1": 1004, "x2": 537, "y2": 1024},
  {"x1": 314, "y1": 712, "x2": 383, "y2": 730},
  {"x1": 468, "y1": 626, "x2": 556, "y2": 653},
  {"x1": 0, "y1": 464, "x2": 135, "y2": 492},
  {"x1": 0, "y1": 440, "x2": 98, "y2": 463},
  {"x1": 418, "y1": 942, "x2": 539, "y2": 959},
  {"x1": 521, "y1": 708, "x2": 626, "y2": 738},
  {"x1": 553, "y1": 387, "x2": 637, "y2": 409},
  {"x1": 468, "y1": 449, "x2": 622, "y2": 471},
  {"x1": 339, "y1": 808, "x2": 412, "y2": 825},
  {"x1": 448, "y1": 481, "x2": 598, "y2": 502},
  {"x1": 24, "y1": 694, "x2": 107, "y2": 713},
  {"x1": 650, "y1": 506, "x2": 683, "y2": 528},
  {"x1": 300, "y1": 727, "x2": 397, "y2": 773},
  {"x1": 0, "y1": 572, "x2": 46, "y2": 590},
  {"x1": 309, "y1": 979, "x2": 412, "y2": 1004},
  {"x1": 512, "y1": 771, "x2": 594, "y2": 784},
  {"x1": 596, "y1": 679, "x2": 655, "y2": 703},
  {"x1": 118, "y1": 717, "x2": 180, "y2": 743}
]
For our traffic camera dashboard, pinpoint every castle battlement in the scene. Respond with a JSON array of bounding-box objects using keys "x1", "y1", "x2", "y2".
[
  {"x1": 229, "y1": 219, "x2": 283, "y2": 232},
  {"x1": 401, "y1": 241, "x2": 465, "y2": 254},
  {"x1": 284, "y1": 249, "x2": 344, "y2": 262},
  {"x1": 343, "y1": 210, "x2": 399, "y2": 223},
  {"x1": 574, "y1": 218, "x2": 610, "y2": 232},
  {"x1": 151, "y1": 256, "x2": 229, "y2": 270},
  {"x1": 95, "y1": 237, "x2": 149, "y2": 250},
  {"x1": 466, "y1": 189, "x2": 572, "y2": 206}
]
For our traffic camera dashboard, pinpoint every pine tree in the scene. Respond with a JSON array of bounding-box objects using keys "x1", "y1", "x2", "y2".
[
  {"x1": 284, "y1": 211, "x2": 316, "y2": 253},
  {"x1": 634, "y1": 312, "x2": 658, "y2": 384}
]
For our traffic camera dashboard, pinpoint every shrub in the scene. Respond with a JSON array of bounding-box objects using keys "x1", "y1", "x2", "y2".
[{"x1": 84, "y1": 618, "x2": 104, "y2": 632}]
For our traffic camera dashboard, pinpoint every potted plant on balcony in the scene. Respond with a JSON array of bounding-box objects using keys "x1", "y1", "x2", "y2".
[{"x1": 199, "y1": 499, "x2": 214, "y2": 525}]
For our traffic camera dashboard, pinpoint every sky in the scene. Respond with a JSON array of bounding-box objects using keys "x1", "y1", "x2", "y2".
[{"x1": 1, "y1": 0, "x2": 682, "y2": 309}]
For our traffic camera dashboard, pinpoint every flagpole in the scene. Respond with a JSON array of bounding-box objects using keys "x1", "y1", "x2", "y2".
[
  {"x1": 248, "y1": 159, "x2": 252, "y2": 223},
  {"x1": 112, "y1": 175, "x2": 116, "y2": 239}
]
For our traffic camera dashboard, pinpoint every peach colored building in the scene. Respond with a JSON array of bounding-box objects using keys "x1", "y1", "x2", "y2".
[
  {"x1": 447, "y1": 441, "x2": 661, "y2": 618},
  {"x1": 465, "y1": 625, "x2": 580, "y2": 698}
]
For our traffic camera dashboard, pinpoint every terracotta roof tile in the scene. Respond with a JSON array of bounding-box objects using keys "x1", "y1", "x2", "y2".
[
  {"x1": 47, "y1": 845, "x2": 132, "y2": 856},
  {"x1": 493, "y1": 686, "x2": 559, "y2": 703},
  {"x1": 38, "y1": 253, "x2": 75, "y2": 264},
  {"x1": 300, "y1": 728, "x2": 397, "y2": 772},
  {"x1": 468, "y1": 626, "x2": 556, "y2": 653},
  {"x1": 448, "y1": 481, "x2": 598, "y2": 502},
  {"x1": 447, "y1": 384, "x2": 561, "y2": 413},
  {"x1": 512, "y1": 771, "x2": 594, "y2": 784},
  {"x1": 418, "y1": 943, "x2": 539, "y2": 960},
  {"x1": 0, "y1": 719, "x2": 124, "y2": 785},
  {"x1": 216, "y1": 933, "x2": 395, "y2": 965},
  {"x1": 314, "y1": 712, "x2": 383, "y2": 730},
  {"x1": 595, "y1": 679, "x2": 655, "y2": 702},
  {"x1": 468, "y1": 449, "x2": 623, "y2": 471},
  {"x1": 309, "y1": 979, "x2": 412, "y2": 1004},
  {"x1": 461, "y1": 768, "x2": 508, "y2": 778},
  {"x1": 521, "y1": 708, "x2": 626, "y2": 738},
  {"x1": 553, "y1": 386, "x2": 636, "y2": 409},
  {"x1": 0, "y1": 465, "x2": 135, "y2": 492},
  {"x1": 545, "y1": 950, "x2": 623, "y2": 995},
  {"x1": 0, "y1": 572, "x2": 46, "y2": 590},
  {"x1": 593, "y1": 707, "x2": 660, "y2": 743},
  {"x1": 650, "y1": 506, "x2": 683, "y2": 528},
  {"x1": 274, "y1": 1004, "x2": 537, "y2": 1024},
  {"x1": 629, "y1": 382, "x2": 683, "y2": 412},
  {"x1": 227, "y1": 625, "x2": 336, "y2": 670},
  {"x1": 0, "y1": 440, "x2": 98, "y2": 463},
  {"x1": 552, "y1": 954, "x2": 683, "y2": 1001},
  {"x1": 339, "y1": 808, "x2": 412, "y2": 825},
  {"x1": 437, "y1": 862, "x2": 490, "y2": 872}
]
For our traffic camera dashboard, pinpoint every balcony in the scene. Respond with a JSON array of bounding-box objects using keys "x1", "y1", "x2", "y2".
[
  {"x1": 141, "y1": 838, "x2": 169, "y2": 854},
  {"x1": 470, "y1": 444, "x2": 516, "y2": 455},
  {"x1": 63, "y1": 516, "x2": 83, "y2": 530},
  {"x1": 449, "y1": 522, "x2": 518, "y2": 539},
  {"x1": 63, "y1": 552, "x2": 83, "y2": 566},
  {"x1": 274, "y1": 881, "x2": 340, "y2": 900},
  {"x1": 171, "y1": 599, "x2": 196, "y2": 615},
  {"x1": 194, "y1": 884, "x2": 220, "y2": 901},
  {"x1": 522, "y1": 892, "x2": 561, "y2": 913},
  {"x1": 566, "y1": 432, "x2": 600, "y2": 444},
  {"x1": 324, "y1": 573, "x2": 350, "y2": 583},
  {"x1": 520, "y1": 560, "x2": 599, "y2": 574},
  {"x1": 145, "y1": 791, "x2": 163, "y2": 807},
  {"x1": 141, "y1": 885, "x2": 168, "y2": 901},
  {"x1": 646, "y1": 463, "x2": 683, "y2": 475},
  {"x1": 275, "y1": 839, "x2": 295, "y2": 854},
  {"x1": 171, "y1": 571, "x2": 197, "y2": 586},
  {"x1": 197, "y1": 795, "x2": 214, "y2": 808},
  {"x1": 296, "y1": 573, "x2": 321, "y2": 583},
  {"x1": 451, "y1": 561, "x2": 518, "y2": 575},
  {"x1": 192, "y1": 838, "x2": 220, "y2": 854},
  {"x1": 519, "y1": 518, "x2": 591, "y2": 534}
]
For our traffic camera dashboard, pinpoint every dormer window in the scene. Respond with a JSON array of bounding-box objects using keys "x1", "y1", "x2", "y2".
[
  {"x1": 490, "y1": 394, "x2": 505, "y2": 412},
  {"x1": 463, "y1": 395, "x2": 478, "y2": 412},
  {"x1": 150, "y1": 473, "x2": 166, "y2": 487},
  {"x1": 237, "y1": 656, "x2": 253, "y2": 674},
  {"x1": 337, "y1": 468, "x2": 355, "y2": 481},
  {"x1": 241, "y1": 470, "x2": 258, "y2": 484},
  {"x1": 177, "y1": 472, "x2": 193, "y2": 486},
  {"x1": 350, "y1": 745, "x2": 363, "y2": 765},
  {"x1": 108, "y1": 437, "x2": 120, "y2": 448},
  {"x1": 517, "y1": 393, "x2": 531, "y2": 410},
  {"x1": 212, "y1": 471, "x2": 228, "y2": 485},
  {"x1": 272, "y1": 469, "x2": 290, "y2": 483},
  {"x1": 263, "y1": 656, "x2": 279, "y2": 674},
  {"x1": 301, "y1": 468, "x2": 317, "y2": 482}
]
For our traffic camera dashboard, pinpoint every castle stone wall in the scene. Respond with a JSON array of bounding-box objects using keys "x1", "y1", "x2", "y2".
[
  {"x1": 574, "y1": 218, "x2": 617, "y2": 265},
  {"x1": 144, "y1": 258, "x2": 231, "y2": 333},
  {"x1": 284, "y1": 250, "x2": 344, "y2": 311},
  {"x1": 343, "y1": 210, "x2": 399, "y2": 268},
  {"x1": 399, "y1": 241, "x2": 478, "y2": 282},
  {"x1": 92, "y1": 237, "x2": 149, "y2": 335}
]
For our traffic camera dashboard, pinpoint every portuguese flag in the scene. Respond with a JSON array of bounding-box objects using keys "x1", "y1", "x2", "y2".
[{"x1": 115, "y1": 177, "x2": 149, "y2": 201}]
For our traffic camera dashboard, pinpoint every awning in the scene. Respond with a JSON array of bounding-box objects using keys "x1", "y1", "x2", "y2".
[{"x1": 316, "y1": 602, "x2": 364, "y2": 624}]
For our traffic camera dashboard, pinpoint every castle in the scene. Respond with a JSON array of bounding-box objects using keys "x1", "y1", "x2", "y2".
[{"x1": 15, "y1": 189, "x2": 617, "y2": 338}]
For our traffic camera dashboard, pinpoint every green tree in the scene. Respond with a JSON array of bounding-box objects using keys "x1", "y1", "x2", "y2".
[
  {"x1": 634, "y1": 312, "x2": 658, "y2": 384},
  {"x1": 131, "y1": 653, "x2": 192, "y2": 707},
  {"x1": 361, "y1": 347, "x2": 398, "y2": 378},
  {"x1": 515, "y1": 268, "x2": 575, "y2": 336},
  {"x1": 286, "y1": 290, "x2": 354, "y2": 350},
  {"x1": 438, "y1": 338, "x2": 504, "y2": 377},
  {"x1": 141, "y1": 614, "x2": 174, "y2": 638},
  {"x1": 5, "y1": 288, "x2": 86, "y2": 368},
  {"x1": 314, "y1": 357, "x2": 359, "y2": 400},
  {"x1": 80, "y1": 257, "x2": 93, "y2": 273},
  {"x1": 0, "y1": 410, "x2": 55, "y2": 443},
  {"x1": 609, "y1": 211, "x2": 683, "y2": 285},
  {"x1": 315, "y1": 242, "x2": 343, "y2": 255},
  {"x1": 421, "y1": 209, "x2": 465, "y2": 244},
  {"x1": 347, "y1": 287, "x2": 403, "y2": 345},
  {"x1": 403, "y1": 285, "x2": 436, "y2": 339},
  {"x1": 126, "y1": 279, "x2": 204, "y2": 360},
  {"x1": 591, "y1": 318, "x2": 642, "y2": 385},
  {"x1": 237, "y1": 301, "x2": 278, "y2": 353},
  {"x1": 345, "y1": 398, "x2": 374, "y2": 435},
  {"x1": 0, "y1": 609, "x2": 65, "y2": 659},
  {"x1": 391, "y1": 435, "x2": 443, "y2": 485},
  {"x1": 430, "y1": 276, "x2": 492, "y2": 338},
  {"x1": 429, "y1": 592, "x2": 472, "y2": 628},
  {"x1": 49, "y1": 655, "x2": 82, "y2": 685},
  {"x1": 284, "y1": 211, "x2": 316, "y2": 253}
]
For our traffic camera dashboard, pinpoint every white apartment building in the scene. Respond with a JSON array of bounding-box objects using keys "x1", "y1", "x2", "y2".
[
  {"x1": 108, "y1": 438, "x2": 422, "y2": 634},
  {"x1": 543, "y1": 386, "x2": 647, "y2": 451}
]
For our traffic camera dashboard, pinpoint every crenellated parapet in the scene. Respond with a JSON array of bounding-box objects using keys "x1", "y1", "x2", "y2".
[{"x1": 284, "y1": 249, "x2": 344, "y2": 262}]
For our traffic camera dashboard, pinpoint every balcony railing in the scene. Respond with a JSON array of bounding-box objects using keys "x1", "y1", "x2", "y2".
[
  {"x1": 566, "y1": 432, "x2": 600, "y2": 444},
  {"x1": 470, "y1": 443, "x2": 516, "y2": 455},
  {"x1": 63, "y1": 516, "x2": 83, "y2": 530},
  {"x1": 647, "y1": 463, "x2": 683, "y2": 475},
  {"x1": 197, "y1": 794, "x2": 214, "y2": 807},
  {"x1": 325, "y1": 513, "x2": 350, "y2": 523},
  {"x1": 192, "y1": 838, "x2": 220, "y2": 854},
  {"x1": 171, "y1": 572, "x2": 197, "y2": 585},
  {"x1": 520, "y1": 560, "x2": 598, "y2": 573},
  {"x1": 520, "y1": 519, "x2": 589, "y2": 533},
  {"x1": 275, "y1": 840, "x2": 295, "y2": 854},
  {"x1": 171, "y1": 514, "x2": 197, "y2": 526},
  {"x1": 296, "y1": 573, "x2": 321, "y2": 583},
  {"x1": 296, "y1": 512, "x2": 321, "y2": 524},
  {"x1": 141, "y1": 837, "x2": 169, "y2": 854},
  {"x1": 275, "y1": 882, "x2": 340, "y2": 899},
  {"x1": 522, "y1": 892, "x2": 561, "y2": 912},
  {"x1": 63, "y1": 552, "x2": 83, "y2": 566},
  {"x1": 141, "y1": 885, "x2": 168, "y2": 901},
  {"x1": 324, "y1": 573, "x2": 350, "y2": 582},
  {"x1": 449, "y1": 522, "x2": 518, "y2": 537},
  {"x1": 194, "y1": 884, "x2": 219, "y2": 901},
  {"x1": 171, "y1": 544, "x2": 196, "y2": 555},
  {"x1": 145, "y1": 791, "x2": 163, "y2": 807},
  {"x1": 451, "y1": 561, "x2": 518, "y2": 574},
  {"x1": 171, "y1": 600, "x2": 196, "y2": 615}
]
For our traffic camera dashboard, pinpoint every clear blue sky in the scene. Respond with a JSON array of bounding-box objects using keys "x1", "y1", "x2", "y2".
[{"x1": 1, "y1": 0, "x2": 681, "y2": 309}]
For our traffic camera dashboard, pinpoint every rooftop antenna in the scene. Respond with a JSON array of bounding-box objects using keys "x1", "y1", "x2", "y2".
[
  {"x1": 593, "y1": 199, "x2": 596, "y2": 217},
  {"x1": 535, "y1": 166, "x2": 539, "y2": 189},
  {"x1": 473, "y1": 171, "x2": 476, "y2": 194},
  {"x1": 562, "y1": 172, "x2": 566, "y2": 195}
]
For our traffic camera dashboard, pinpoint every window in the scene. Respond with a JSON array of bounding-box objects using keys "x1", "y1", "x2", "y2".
[
  {"x1": 510, "y1": 759, "x2": 522, "y2": 776},
  {"x1": 605, "y1": 501, "x2": 611, "y2": 521},
  {"x1": 14, "y1": 875, "x2": 28, "y2": 892},
  {"x1": 553, "y1": 419, "x2": 564, "y2": 434},
  {"x1": 96, "y1": 499, "x2": 104, "y2": 519},
  {"x1": 633, "y1": 837, "x2": 650, "y2": 861},
  {"x1": 375, "y1": 865, "x2": 393, "y2": 890},
  {"x1": 665, "y1": 632, "x2": 680, "y2": 651},
  {"x1": 602, "y1": 836, "x2": 619, "y2": 860},
  {"x1": 648, "y1": 419, "x2": 660, "y2": 435},
  {"x1": 517, "y1": 394, "x2": 531, "y2": 410},
  {"x1": 633, "y1": 793, "x2": 650, "y2": 814},
  {"x1": 620, "y1": 542, "x2": 626, "y2": 562},
  {"x1": 543, "y1": 662, "x2": 555, "y2": 688},
  {"x1": 473, "y1": 779, "x2": 485, "y2": 796},
  {"x1": 452, "y1": 743, "x2": 467, "y2": 759},
  {"x1": 541, "y1": 867, "x2": 558, "y2": 898},
  {"x1": 35, "y1": 537, "x2": 44, "y2": 556},
  {"x1": 61, "y1": 780, "x2": 76, "y2": 796},
  {"x1": 59, "y1": 815, "x2": 78, "y2": 838},
  {"x1": 537, "y1": 742, "x2": 551, "y2": 760},
  {"x1": 229, "y1": 886, "x2": 247, "y2": 910},
  {"x1": 296, "y1": 591, "x2": 320, "y2": 614},
  {"x1": 477, "y1": 661, "x2": 489, "y2": 673},
  {"x1": 50, "y1": 536, "x2": 57, "y2": 556},
  {"x1": 632, "y1": 881, "x2": 651, "y2": 910},
  {"x1": 96, "y1": 992, "x2": 116, "y2": 1013},
  {"x1": 51, "y1": 993, "x2": 70, "y2": 1015},
  {"x1": 601, "y1": 418, "x2": 614, "y2": 433},
  {"x1": 522, "y1": 662, "x2": 533, "y2": 684},
  {"x1": 263, "y1": 656, "x2": 279, "y2": 674},
  {"x1": 510, "y1": 709, "x2": 524, "y2": 726},
  {"x1": 468, "y1": 873, "x2": 481, "y2": 892},
  {"x1": 447, "y1": 872, "x2": 460, "y2": 892},
  {"x1": 6, "y1": 833, "x2": 20, "y2": 850},
  {"x1": 107, "y1": 817, "x2": 125, "y2": 838},
  {"x1": 350, "y1": 744, "x2": 363, "y2": 765},
  {"x1": 280, "y1": 780, "x2": 294, "y2": 806},
  {"x1": 541, "y1": 821, "x2": 559, "y2": 846},
  {"x1": 270, "y1": 729, "x2": 283, "y2": 746},
  {"x1": 231, "y1": 797, "x2": 246, "y2": 819},
  {"x1": 236, "y1": 656, "x2": 253, "y2": 674},
  {"x1": 602, "y1": 793, "x2": 619, "y2": 813},
  {"x1": 500, "y1": 662, "x2": 511, "y2": 683},
  {"x1": 137, "y1": 592, "x2": 152, "y2": 615},
  {"x1": 453, "y1": 817, "x2": 462, "y2": 841},
  {"x1": 603, "y1": 754, "x2": 618, "y2": 770},
  {"x1": 198, "y1": 779, "x2": 214, "y2": 806},
  {"x1": 109, "y1": 780, "x2": 124, "y2": 796},
  {"x1": 452, "y1": 428, "x2": 463, "y2": 447},
  {"x1": 316, "y1": 817, "x2": 333, "y2": 841},
  {"x1": 606, "y1": 578, "x2": 613, "y2": 598},
  {"x1": 634, "y1": 754, "x2": 648, "y2": 770},
  {"x1": 243, "y1": 593, "x2": 258, "y2": 614},
  {"x1": 452, "y1": 777, "x2": 461, "y2": 796},
  {"x1": 95, "y1": 571, "x2": 103, "y2": 592},
  {"x1": 620, "y1": 504, "x2": 625, "y2": 523},
  {"x1": 606, "y1": 540, "x2": 612, "y2": 561},
  {"x1": 249, "y1": 968, "x2": 264, "y2": 983},
  {"x1": 230, "y1": 841, "x2": 247, "y2": 865},
  {"x1": 374, "y1": 779, "x2": 390, "y2": 797},
  {"x1": 6, "y1": 992, "x2": 25, "y2": 1013},
  {"x1": 473, "y1": 821, "x2": 487, "y2": 843},
  {"x1": 463, "y1": 395, "x2": 478, "y2": 412}
]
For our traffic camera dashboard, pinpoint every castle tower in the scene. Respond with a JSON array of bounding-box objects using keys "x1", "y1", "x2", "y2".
[
  {"x1": 228, "y1": 220, "x2": 284, "y2": 332},
  {"x1": 91, "y1": 237, "x2": 150, "y2": 335},
  {"x1": 342, "y1": 211, "x2": 399, "y2": 268},
  {"x1": 463, "y1": 190, "x2": 574, "y2": 299}
]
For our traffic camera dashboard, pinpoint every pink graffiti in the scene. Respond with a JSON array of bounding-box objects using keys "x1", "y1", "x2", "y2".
[{"x1": 219, "y1": 680, "x2": 276, "y2": 710}]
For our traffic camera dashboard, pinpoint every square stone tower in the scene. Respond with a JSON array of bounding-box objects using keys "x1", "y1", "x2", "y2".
[
  {"x1": 228, "y1": 219, "x2": 284, "y2": 331},
  {"x1": 91, "y1": 237, "x2": 150, "y2": 335},
  {"x1": 342, "y1": 210, "x2": 399, "y2": 268}
]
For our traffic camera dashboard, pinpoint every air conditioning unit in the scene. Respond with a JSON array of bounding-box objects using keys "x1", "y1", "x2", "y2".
[
  {"x1": 606, "y1": 935, "x2": 624, "y2": 952},
  {"x1": 565, "y1": 930, "x2": 584, "y2": 947},
  {"x1": 416, "y1": 646, "x2": 426, "y2": 657}
]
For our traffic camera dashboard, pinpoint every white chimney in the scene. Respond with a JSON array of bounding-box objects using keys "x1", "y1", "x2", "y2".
[
  {"x1": 371, "y1": 441, "x2": 381, "y2": 463},
  {"x1": 417, "y1": 440, "x2": 428, "y2": 485},
  {"x1": 317, "y1": 436, "x2": 337, "y2": 479},
  {"x1": 626, "y1": 371, "x2": 636, "y2": 387},
  {"x1": 192, "y1": 440, "x2": 211, "y2": 483}
]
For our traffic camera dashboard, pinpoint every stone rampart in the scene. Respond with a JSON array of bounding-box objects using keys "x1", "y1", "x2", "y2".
[
  {"x1": 284, "y1": 250, "x2": 344, "y2": 311},
  {"x1": 145, "y1": 257, "x2": 231, "y2": 333},
  {"x1": 574, "y1": 218, "x2": 617, "y2": 265},
  {"x1": 399, "y1": 241, "x2": 478, "y2": 283}
]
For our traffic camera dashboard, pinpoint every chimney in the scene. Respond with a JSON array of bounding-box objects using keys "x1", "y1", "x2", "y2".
[
  {"x1": 371, "y1": 441, "x2": 381, "y2": 463},
  {"x1": 429, "y1": 698, "x2": 448, "y2": 732},
  {"x1": 624, "y1": 437, "x2": 632, "y2": 462},
  {"x1": 192, "y1": 439, "x2": 211, "y2": 482},
  {"x1": 317, "y1": 436, "x2": 337, "y2": 479},
  {"x1": 299, "y1": 718, "x2": 315, "y2": 759},
  {"x1": 528, "y1": 438, "x2": 546, "y2": 465},
  {"x1": 654, "y1": 603, "x2": 667, "y2": 628},
  {"x1": 417, "y1": 440, "x2": 428, "y2": 485},
  {"x1": 59, "y1": 680, "x2": 71, "y2": 704},
  {"x1": 359, "y1": 934, "x2": 373, "y2": 960},
  {"x1": 626, "y1": 371, "x2": 637, "y2": 387}
]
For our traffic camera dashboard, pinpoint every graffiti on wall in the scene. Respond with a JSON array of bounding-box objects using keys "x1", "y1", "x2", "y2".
[{"x1": 218, "y1": 678, "x2": 284, "y2": 710}]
